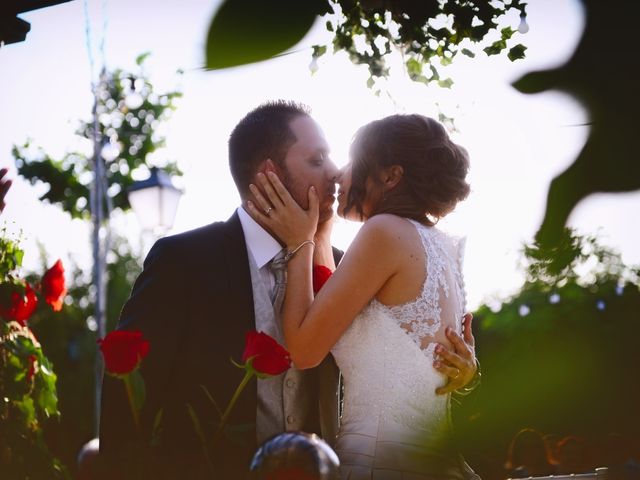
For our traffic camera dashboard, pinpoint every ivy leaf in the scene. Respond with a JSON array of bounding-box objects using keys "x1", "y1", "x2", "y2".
[
  {"x1": 500, "y1": 26, "x2": 516, "y2": 40},
  {"x1": 508, "y1": 44, "x2": 527, "y2": 61},
  {"x1": 483, "y1": 39, "x2": 507, "y2": 56},
  {"x1": 206, "y1": 0, "x2": 323, "y2": 69}
]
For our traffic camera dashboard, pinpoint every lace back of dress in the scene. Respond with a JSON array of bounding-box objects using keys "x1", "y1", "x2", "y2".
[{"x1": 394, "y1": 220, "x2": 466, "y2": 357}]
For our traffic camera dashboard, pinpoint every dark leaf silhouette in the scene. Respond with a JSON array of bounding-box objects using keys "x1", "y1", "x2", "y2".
[
  {"x1": 513, "y1": 0, "x2": 640, "y2": 248},
  {"x1": 205, "y1": 0, "x2": 329, "y2": 69}
]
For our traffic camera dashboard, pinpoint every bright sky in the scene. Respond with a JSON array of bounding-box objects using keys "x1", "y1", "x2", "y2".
[{"x1": 1, "y1": 0, "x2": 638, "y2": 311}]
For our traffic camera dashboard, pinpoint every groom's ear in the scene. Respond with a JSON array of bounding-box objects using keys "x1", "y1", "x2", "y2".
[
  {"x1": 381, "y1": 165, "x2": 404, "y2": 190},
  {"x1": 253, "y1": 159, "x2": 276, "y2": 181},
  {"x1": 263, "y1": 158, "x2": 282, "y2": 176}
]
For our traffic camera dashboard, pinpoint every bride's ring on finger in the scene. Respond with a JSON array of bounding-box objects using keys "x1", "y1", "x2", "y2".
[
  {"x1": 452, "y1": 368, "x2": 460, "y2": 379},
  {"x1": 265, "y1": 206, "x2": 273, "y2": 216}
]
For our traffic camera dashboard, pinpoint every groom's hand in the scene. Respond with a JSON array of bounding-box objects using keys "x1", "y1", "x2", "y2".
[{"x1": 434, "y1": 313, "x2": 478, "y2": 395}]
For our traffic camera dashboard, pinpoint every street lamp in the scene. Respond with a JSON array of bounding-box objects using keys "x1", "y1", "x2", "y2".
[{"x1": 127, "y1": 167, "x2": 183, "y2": 234}]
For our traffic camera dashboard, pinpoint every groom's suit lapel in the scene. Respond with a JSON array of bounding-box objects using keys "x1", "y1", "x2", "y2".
[
  {"x1": 217, "y1": 211, "x2": 258, "y2": 431},
  {"x1": 220, "y1": 211, "x2": 255, "y2": 335}
]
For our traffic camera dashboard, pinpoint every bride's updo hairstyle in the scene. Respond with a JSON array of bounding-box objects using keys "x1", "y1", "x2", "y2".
[{"x1": 345, "y1": 114, "x2": 470, "y2": 225}]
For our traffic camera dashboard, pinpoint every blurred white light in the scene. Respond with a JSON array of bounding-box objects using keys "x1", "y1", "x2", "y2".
[
  {"x1": 518, "y1": 14, "x2": 530, "y2": 34},
  {"x1": 309, "y1": 58, "x2": 319, "y2": 74},
  {"x1": 101, "y1": 140, "x2": 120, "y2": 161},
  {"x1": 125, "y1": 92, "x2": 144, "y2": 110},
  {"x1": 86, "y1": 316, "x2": 98, "y2": 331}
]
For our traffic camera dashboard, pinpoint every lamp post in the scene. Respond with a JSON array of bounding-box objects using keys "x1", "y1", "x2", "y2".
[{"x1": 127, "y1": 167, "x2": 183, "y2": 236}]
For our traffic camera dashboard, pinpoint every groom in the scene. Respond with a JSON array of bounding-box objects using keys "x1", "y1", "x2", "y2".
[{"x1": 99, "y1": 101, "x2": 478, "y2": 478}]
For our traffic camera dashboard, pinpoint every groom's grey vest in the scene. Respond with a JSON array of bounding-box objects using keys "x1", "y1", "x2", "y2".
[{"x1": 247, "y1": 250, "x2": 325, "y2": 443}]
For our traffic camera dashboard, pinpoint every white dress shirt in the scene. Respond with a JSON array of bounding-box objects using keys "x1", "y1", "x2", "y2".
[{"x1": 237, "y1": 206, "x2": 281, "y2": 298}]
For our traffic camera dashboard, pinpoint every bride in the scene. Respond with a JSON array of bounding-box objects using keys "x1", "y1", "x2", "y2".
[{"x1": 247, "y1": 114, "x2": 479, "y2": 479}]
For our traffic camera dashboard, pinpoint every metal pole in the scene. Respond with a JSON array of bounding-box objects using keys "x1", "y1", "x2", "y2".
[{"x1": 91, "y1": 71, "x2": 108, "y2": 437}]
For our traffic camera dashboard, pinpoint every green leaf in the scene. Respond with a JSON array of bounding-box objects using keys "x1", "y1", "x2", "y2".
[
  {"x1": 16, "y1": 396, "x2": 36, "y2": 425},
  {"x1": 14, "y1": 248, "x2": 24, "y2": 267},
  {"x1": 405, "y1": 57, "x2": 423, "y2": 78},
  {"x1": 508, "y1": 44, "x2": 527, "y2": 61},
  {"x1": 150, "y1": 408, "x2": 164, "y2": 446},
  {"x1": 206, "y1": 0, "x2": 322, "y2": 69},
  {"x1": 135, "y1": 51, "x2": 151, "y2": 66},
  {"x1": 35, "y1": 357, "x2": 59, "y2": 417},
  {"x1": 312, "y1": 44, "x2": 327, "y2": 59},
  {"x1": 500, "y1": 26, "x2": 516, "y2": 40},
  {"x1": 461, "y1": 48, "x2": 475, "y2": 58},
  {"x1": 186, "y1": 403, "x2": 207, "y2": 446},
  {"x1": 438, "y1": 78, "x2": 454, "y2": 89},
  {"x1": 366, "y1": 77, "x2": 375, "y2": 89},
  {"x1": 429, "y1": 64, "x2": 440, "y2": 81},
  {"x1": 483, "y1": 39, "x2": 507, "y2": 56},
  {"x1": 128, "y1": 369, "x2": 146, "y2": 411}
]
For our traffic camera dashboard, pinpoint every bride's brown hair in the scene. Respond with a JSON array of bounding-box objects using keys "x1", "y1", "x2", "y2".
[{"x1": 344, "y1": 114, "x2": 470, "y2": 225}]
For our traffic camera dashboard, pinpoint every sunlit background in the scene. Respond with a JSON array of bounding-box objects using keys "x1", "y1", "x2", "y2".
[{"x1": 1, "y1": 0, "x2": 638, "y2": 312}]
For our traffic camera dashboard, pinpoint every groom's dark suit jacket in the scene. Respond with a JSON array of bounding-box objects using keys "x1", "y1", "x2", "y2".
[{"x1": 100, "y1": 212, "x2": 341, "y2": 479}]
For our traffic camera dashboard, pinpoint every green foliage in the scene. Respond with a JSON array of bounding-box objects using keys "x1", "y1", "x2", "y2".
[
  {"x1": 25, "y1": 235, "x2": 142, "y2": 470},
  {"x1": 206, "y1": 0, "x2": 332, "y2": 69},
  {"x1": 317, "y1": 0, "x2": 528, "y2": 87},
  {"x1": 512, "y1": 0, "x2": 640, "y2": 247},
  {"x1": 0, "y1": 235, "x2": 69, "y2": 479},
  {"x1": 205, "y1": 0, "x2": 527, "y2": 88},
  {"x1": 456, "y1": 230, "x2": 640, "y2": 477},
  {"x1": 0, "y1": 229, "x2": 24, "y2": 282},
  {"x1": 13, "y1": 55, "x2": 183, "y2": 220},
  {"x1": 128, "y1": 369, "x2": 146, "y2": 411}
]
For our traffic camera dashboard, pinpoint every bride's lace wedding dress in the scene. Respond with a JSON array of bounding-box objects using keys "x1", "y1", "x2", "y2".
[{"x1": 331, "y1": 219, "x2": 478, "y2": 479}]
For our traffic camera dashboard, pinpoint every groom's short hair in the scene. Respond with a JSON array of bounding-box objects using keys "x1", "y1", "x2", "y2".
[{"x1": 229, "y1": 100, "x2": 311, "y2": 196}]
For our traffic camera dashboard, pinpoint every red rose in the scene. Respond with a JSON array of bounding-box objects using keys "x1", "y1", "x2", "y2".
[
  {"x1": 242, "y1": 330, "x2": 291, "y2": 376},
  {"x1": 98, "y1": 330, "x2": 150, "y2": 376},
  {"x1": 0, "y1": 283, "x2": 38, "y2": 325},
  {"x1": 312, "y1": 265, "x2": 333, "y2": 294},
  {"x1": 41, "y1": 259, "x2": 67, "y2": 311}
]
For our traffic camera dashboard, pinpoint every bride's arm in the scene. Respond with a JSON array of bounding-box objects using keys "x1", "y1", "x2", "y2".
[
  {"x1": 283, "y1": 216, "x2": 399, "y2": 368},
  {"x1": 246, "y1": 171, "x2": 399, "y2": 369}
]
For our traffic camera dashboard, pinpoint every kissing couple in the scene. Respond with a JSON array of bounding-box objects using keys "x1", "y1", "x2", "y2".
[{"x1": 100, "y1": 100, "x2": 481, "y2": 479}]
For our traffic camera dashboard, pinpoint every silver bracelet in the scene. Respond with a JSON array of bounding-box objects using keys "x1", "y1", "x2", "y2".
[{"x1": 284, "y1": 240, "x2": 315, "y2": 262}]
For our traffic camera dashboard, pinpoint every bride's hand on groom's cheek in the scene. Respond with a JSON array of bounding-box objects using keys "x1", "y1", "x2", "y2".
[
  {"x1": 247, "y1": 171, "x2": 319, "y2": 247},
  {"x1": 434, "y1": 313, "x2": 477, "y2": 395}
]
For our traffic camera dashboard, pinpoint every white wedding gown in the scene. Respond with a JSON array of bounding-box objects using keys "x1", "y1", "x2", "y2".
[{"x1": 331, "y1": 220, "x2": 477, "y2": 479}]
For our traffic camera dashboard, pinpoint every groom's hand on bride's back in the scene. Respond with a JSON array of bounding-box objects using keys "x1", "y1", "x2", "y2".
[{"x1": 434, "y1": 313, "x2": 479, "y2": 395}]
